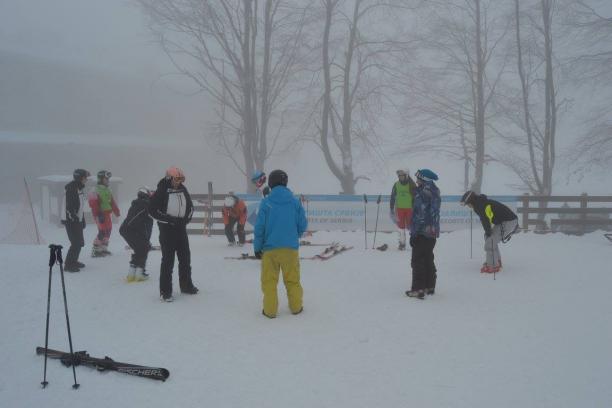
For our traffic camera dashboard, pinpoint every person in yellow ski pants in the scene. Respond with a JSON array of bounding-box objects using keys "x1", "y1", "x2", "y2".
[
  {"x1": 253, "y1": 169, "x2": 308, "y2": 318},
  {"x1": 261, "y1": 249, "x2": 303, "y2": 316}
]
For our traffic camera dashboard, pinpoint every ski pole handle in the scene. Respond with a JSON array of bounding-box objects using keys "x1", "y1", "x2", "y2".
[{"x1": 49, "y1": 244, "x2": 63, "y2": 267}]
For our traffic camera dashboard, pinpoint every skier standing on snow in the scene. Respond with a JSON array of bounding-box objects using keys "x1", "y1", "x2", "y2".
[
  {"x1": 253, "y1": 170, "x2": 308, "y2": 318},
  {"x1": 406, "y1": 169, "x2": 441, "y2": 299},
  {"x1": 149, "y1": 167, "x2": 198, "y2": 302},
  {"x1": 390, "y1": 169, "x2": 417, "y2": 250},
  {"x1": 460, "y1": 191, "x2": 518, "y2": 273},
  {"x1": 120, "y1": 187, "x2": 154, "y2": 282},
  {"x1": 88, "y1": 170, "x2": 120, "y2": 257},
  {"x1": 62, "y1": 169, "x2": 90, "y2": 272},
  {"x1": 223, "y1": 193, "x2": 248, "y2": 246}
]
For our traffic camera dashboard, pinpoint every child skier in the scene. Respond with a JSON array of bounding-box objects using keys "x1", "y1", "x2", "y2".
[
  {"x1": 223, "y1": 193, "x2": 248, "y2": 246},
  {"x1": 390, "y1": 169, "x2": 417, "y2": 250},
  {"x1": 88, "y1": 170, "x2": 120, "y2": 257},
  {"x1": 460, "y1": 191, "x2": 519, "y2": 273},
  {"x1": 120, "y1": 187, "x2": 154, "y2": 282},
  {"x1": 406, "y1": 169, "x2": 441, "y2": 299},
  {"x1": 251, "y1": 170, "x2": 270, "y2": 197}
]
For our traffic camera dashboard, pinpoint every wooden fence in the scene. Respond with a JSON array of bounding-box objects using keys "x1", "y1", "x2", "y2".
[{"x1": 518, "y1": 194, "x2": 612, "y2": 234}]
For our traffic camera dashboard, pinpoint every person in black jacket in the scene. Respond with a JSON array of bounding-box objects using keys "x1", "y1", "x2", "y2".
[
  {"x1": 460, "y1": 191, "x2": 519, "y2": 273},
  {"x1": 149, "y1": 167, "x2": 198, "y2": 302},
  {"x1": 120, "y1": 187, "x2": 154, "y2": 282},
  {"x1": 62, "y1": 169, "x2": 90, "y2": 272}
]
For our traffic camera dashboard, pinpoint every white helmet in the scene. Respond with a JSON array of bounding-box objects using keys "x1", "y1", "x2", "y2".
[{"x1": 224, "y1": 196, "x2": 236, "y2": 207}]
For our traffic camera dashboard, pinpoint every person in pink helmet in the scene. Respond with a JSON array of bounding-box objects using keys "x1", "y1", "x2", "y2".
[{"x1": 149, "y1": 167, "x2": 198, "y2": 302}]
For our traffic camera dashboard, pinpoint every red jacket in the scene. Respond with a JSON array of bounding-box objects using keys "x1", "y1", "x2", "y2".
[{"x1": 223, "y1": 200, "x2": 247, "y2": 225}]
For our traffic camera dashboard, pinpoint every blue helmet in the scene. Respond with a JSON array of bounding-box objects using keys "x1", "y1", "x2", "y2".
[
  {"x1": 251, "y1": 170, "x2": 265, "y2": 183},
  {"x1": 415, "y1": 169, "x2": 438, "y2": 182}
]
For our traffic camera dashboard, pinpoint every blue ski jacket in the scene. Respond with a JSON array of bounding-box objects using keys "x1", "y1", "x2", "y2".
[
  {"x1": 253, "y1": 186, "x2": 308, "y2": 253},
  {"x1": 410, "y1": 180, "x2": 441, "y2": 239}
]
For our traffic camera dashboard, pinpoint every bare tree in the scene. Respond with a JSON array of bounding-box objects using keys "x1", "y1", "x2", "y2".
[
  {"x1": 305, "y1": 0, "x2": 413, "y2": 194},
  {"x1": 138, "y1": 0, "x2": 310, "y2": 192},
  {"x1": 398, "y1": 0, "x2": 509, "y2": 193},
  {"x1": 496, "y1": 0, "x2": 561, "y2": 197},
  {"x1": 565, "y1": 1, "x2": 612, "y2": 172}
]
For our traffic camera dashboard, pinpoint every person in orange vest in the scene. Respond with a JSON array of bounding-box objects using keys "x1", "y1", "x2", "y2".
[
  {"x1": 223, "y1": 193, "x2": 248, "y2": 246},
  {"x1": 88, "y1": 170, "x2": 120, "y2": 257},
  {"x1": 390, "y1": 169, "x2": 417, "y2": 250}
]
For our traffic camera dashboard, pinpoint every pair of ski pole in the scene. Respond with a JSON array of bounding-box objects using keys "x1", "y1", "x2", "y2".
[
  {"x1": 363, "y1": 194, "x2": 383, "y2": 250},
  {"x1": 41, "y1": 245, "x2": 79, "y2": 389}
]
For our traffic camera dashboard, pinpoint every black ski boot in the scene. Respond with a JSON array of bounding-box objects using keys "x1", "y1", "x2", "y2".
[{"x1": 405, "y1": 289, "x2": 425, "y2": 299}]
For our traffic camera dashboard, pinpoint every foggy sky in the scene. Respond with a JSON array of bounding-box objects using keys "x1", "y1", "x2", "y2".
[{"x1": 0, "y1": 0, "x2": 610, "y2": 199}]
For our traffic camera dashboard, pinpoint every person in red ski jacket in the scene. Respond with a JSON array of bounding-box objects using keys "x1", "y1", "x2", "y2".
[{"x1": 222, "y1": 193, "x2": 248, "y2": 246}]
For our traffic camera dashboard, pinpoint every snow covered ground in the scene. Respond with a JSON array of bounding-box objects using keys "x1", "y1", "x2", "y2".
[{"x1": 1, "y1": 215, "x2": 611, "y2": 408}]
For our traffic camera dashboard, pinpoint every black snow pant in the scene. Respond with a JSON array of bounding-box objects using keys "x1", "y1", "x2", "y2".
[
  {"x1": 410, "y1": 235, "x2": 437, "y2": 292},
  {"x1": 158, "y1": 223, "x2": 195, "y2": 296},
  {"x1": 224, "y1": 217, "x2": 245, "y2": 244},
  {"x1": 121, "y1": 230, "x2": 150, "y2": 268},
  {"x1": 64, "y1": 221, "x2": 84, "y2": 267}
]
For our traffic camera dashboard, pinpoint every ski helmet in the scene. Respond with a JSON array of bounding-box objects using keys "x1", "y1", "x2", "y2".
[
  {"x1": 224, "y1": 196, "x2": 236, "y2": 208},
  {"x1": 166, "y1": 166, "x2": 185, "y2": 181},
  {"x1": 460, "y1": 190, "x2": 475, "y2": 206},
  {"x1": 396, "y1": 169, "x2": 408, "y2": 177},
  {"x1": 73, "y1": 169, "x2": 90, "y2": 181},
  {"x1": 251, "y1": 170, "x2": 265, "y2": 183},
  {"x1": 415, "y1": 169, "x2": 438, "y2": 182},
  {"x1": 268, "y1": 169, "x2": 288, "y2": 189},
  {"x1": 97, "y1": 170, "x2": 112, "y2": 181},
  {"x1": 137, "y1": 187, "x2": 153, "y2": 199}
]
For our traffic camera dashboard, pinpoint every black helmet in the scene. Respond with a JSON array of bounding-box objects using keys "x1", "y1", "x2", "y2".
[
  {"x1": 73, "y1": 169, "x2": 90, "y2": 181},
  {"x1": 460, "y1": 190, "x2": 475, "y2": 206},
  {"x1": 97, "y1": 170, "x2": 112, "y2": 180},
  {"x1": 268, "y1": 169, "x2": 288, "y2": 189}
]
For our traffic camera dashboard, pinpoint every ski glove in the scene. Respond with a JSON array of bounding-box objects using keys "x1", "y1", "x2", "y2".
[
  {"x1": 409, "y1": 235, "x2": 416, "y2": 248},
  {"x1": 254, "y1": 251, "x2": 263, "y2": 260},
  {"x1": 97, "y1": 213, "x2": 105, "y2": 224}
]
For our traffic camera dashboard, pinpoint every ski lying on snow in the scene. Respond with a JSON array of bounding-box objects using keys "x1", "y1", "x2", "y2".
[
  {"x1": 308, "y1": 243, "x2": 354, "y2": 260},
  {"x1": 125, "y1": 245, "x2": 161, "y2": 251},
  {"x1": 244, "y1": 239, "x2": 337, "y2": 247},
  {"x1": 36, "y1": 347, "x2": 169, "y2": 381},
  {"x1": 224, "y1": 243, "x2": 352, "y2": 260}
]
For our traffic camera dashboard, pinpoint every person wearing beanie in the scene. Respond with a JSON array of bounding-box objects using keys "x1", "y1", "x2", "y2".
[
  {"x1": 460, "y1": 191, "x2": 518, "y2": 273},
  {"x1": 253, "y1": 169, "x2": 308, "y2": 318},
  {"x1": 120, "y1": 187, "x2": 154, "y2": 282},
  {"x1": 88, "y1": 170, "x2": 120, "y2": 257},
  {"x1": 406, "y1": 169, "x2": 441, "y2": 299},
  {"x1": 62, "y1": 169, "x2": 90, "y2": 272},
  {"x1": 390, "y1": 169, "x2": 417, "y2": 250},
  {"x1": 149, "y1": 167, "x2": 198, "y2": 302},
  {"x1": 223, "y1": 193, "x2": 248, "y2": 246}
]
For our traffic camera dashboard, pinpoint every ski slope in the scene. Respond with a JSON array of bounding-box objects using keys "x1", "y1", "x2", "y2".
[{"x1": 1, "y1": 217, "x2": 611, "y2": 408}]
